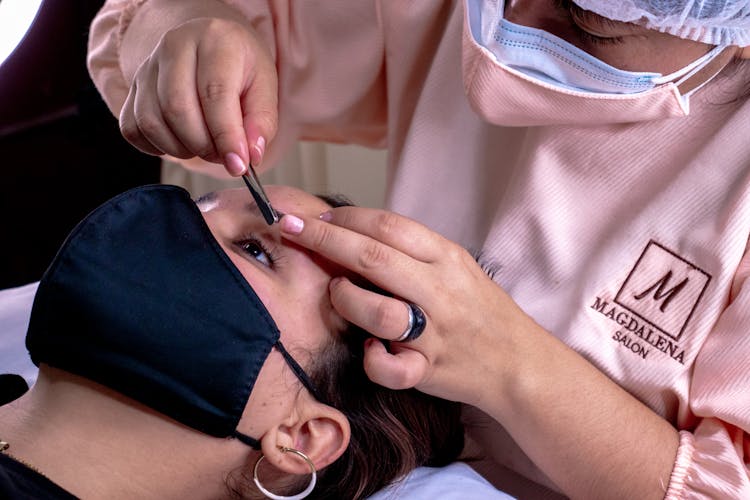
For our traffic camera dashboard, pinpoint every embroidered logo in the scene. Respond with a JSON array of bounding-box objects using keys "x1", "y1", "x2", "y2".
[
  {"x1": 589, "y1": 241, "x2": 711, "y2": 364},
  {"x1": 614, "y1": 241, "x2": 710, "y2": 341}
]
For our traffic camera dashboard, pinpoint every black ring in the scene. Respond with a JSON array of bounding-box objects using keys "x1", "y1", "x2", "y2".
[{"x1": 400, "y1": 303, "x2": 427, "y2": 342}]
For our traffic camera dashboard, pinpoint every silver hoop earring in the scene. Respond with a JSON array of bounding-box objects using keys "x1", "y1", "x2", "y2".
[{"x1": 253, "y1": 447, "x2": 317, "y2": 500}]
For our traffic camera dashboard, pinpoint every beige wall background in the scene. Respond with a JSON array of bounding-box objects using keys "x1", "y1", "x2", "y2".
[{"x1": 162, "y1": 142, "x2": 388, "y2": 209}]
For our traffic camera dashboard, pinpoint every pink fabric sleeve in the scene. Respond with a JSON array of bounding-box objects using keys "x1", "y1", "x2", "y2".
[
  {"x1": 86, "y1": 0, "x2": 148, "y2": 119},
  {"x1": 87, "y1": 0, "x2": 388, "y2": 170},
  {"x1": 666, "y1": 247, "x2": 750, "y2": 498}
]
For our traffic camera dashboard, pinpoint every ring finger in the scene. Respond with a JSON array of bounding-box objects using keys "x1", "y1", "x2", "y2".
[
  {"x1": 133, "y1": 65, "x2": 193, "y2": 159},
  {"x1": 120, "y1": 82, "x2": 163, "y2": 156}
]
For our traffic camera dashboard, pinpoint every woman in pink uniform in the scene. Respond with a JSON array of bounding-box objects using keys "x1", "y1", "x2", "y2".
[{"x1": 88, "y1": 1, "x2": 750, "y2": 498}]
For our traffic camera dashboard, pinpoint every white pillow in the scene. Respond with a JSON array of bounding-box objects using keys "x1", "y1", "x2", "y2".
[{"x1": 0, "y1": 282, "x2": 39, "y2": 387}]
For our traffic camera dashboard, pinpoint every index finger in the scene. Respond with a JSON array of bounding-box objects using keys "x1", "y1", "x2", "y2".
[
  {"x1": 196, "y1": 42, "x2": 248, "y2": 171},
  {"x1": 320, "y1": 206, "x2": 447, "y2": 263},
  {"x1": 279, "y1": 214, "x2": 434, "y2": 301}
]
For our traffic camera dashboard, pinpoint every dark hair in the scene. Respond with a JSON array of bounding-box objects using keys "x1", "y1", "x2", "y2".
[
  {"x1": 309, "y1": 193, "x2": 464, "y2": 498},
  {"x1": 228, "y1": 324, "x2": 464, "y2": 500},
  {"x1": 229, "y1": 193, "x2": 465, "y2": 499},
  {"x1": 306, "y1": 325, "x2": 464, "y2": 499}
]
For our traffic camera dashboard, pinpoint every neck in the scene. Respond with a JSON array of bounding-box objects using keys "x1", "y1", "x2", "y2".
[{"x1": 0, "y1": 366, "x2": 252, "y2": 499}]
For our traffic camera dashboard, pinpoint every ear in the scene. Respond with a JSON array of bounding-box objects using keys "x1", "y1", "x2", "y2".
[
  {"x1": 260, "y1": 400, "x2": 350, "y2": 475},
  {"x1": 739, "y1": 46, "x2": 750, "y2": 59}
]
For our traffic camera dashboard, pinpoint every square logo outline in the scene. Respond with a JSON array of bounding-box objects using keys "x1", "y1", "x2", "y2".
[{"x1": 614, "y1": 240, "x2": 711, "y2": 341}]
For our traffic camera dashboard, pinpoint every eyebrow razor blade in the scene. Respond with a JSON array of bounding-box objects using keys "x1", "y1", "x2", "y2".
[{"x1": 241, "y1": 163, "x2": 279, "y2": 225}]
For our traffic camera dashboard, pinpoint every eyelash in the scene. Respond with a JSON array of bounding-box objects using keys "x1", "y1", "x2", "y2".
[
  {"x1": 551, "y1": 0, "x2": 625, "y2": 46},
  {"x1": 236, "y1": 234, "x2": 279, "y2": 268},
  {"x1": 574, "y1": 27, "x2": 625, "y2": 46}
]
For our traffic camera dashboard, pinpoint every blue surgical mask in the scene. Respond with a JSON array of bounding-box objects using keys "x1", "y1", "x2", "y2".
[{"x1": 485, "y1": 3, "x2": 726, "y2": 95}]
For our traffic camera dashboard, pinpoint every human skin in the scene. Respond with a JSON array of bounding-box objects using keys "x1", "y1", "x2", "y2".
[
  {"x1": 506, "y1": 0, "x2": 717, "y2": 73},
  {"x1": 276, "y1": 207, "x2": 681, "y2": 499},
  {"x1": 112, "y1": 0, "x2": 749, "y2": 177},
  {"x1": 97, "y1": 1, "x2": 750, "y2": 497},
  {"x1": 198, "y1": 185, "x2": 354, "y2": 472},
  {"x1": 0, "y1": 186, "x2": 353, "y2": 497},
  {"x1": 116, "y1": 0, "x2": 278, "y2": 174}
]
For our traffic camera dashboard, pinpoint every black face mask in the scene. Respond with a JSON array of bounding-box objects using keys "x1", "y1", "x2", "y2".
[{"x1": 26, "y1": 185, "x2": 321, "y2": 449}]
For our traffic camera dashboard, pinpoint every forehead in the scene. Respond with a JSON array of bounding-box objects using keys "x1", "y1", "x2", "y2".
[
  {"x1": 197, "y1": 185, "x2": 332, "y2": 215},
  {"x1": 267, "y1": 184, "x2": 333, "y2": 215}
]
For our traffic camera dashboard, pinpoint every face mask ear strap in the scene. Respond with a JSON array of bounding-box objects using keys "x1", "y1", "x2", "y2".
[
  {"x1": 231, "y1": 341, "x2": 327, "y2": 451},
  {"x1": 673, "y1": 45, "x2": 733, "y2": 97},
  {"x1": 274, "y1": 340, "x2": 327, "y2": 405},
  {"x1": 653, "y1": 44, "x2": 726, "y2": 83},
  {"x1": 233, "y1": 430, "x2": 262, "y2": 449}
]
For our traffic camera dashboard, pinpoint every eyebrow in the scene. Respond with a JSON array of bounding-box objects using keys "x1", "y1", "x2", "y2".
[
  {"x1": 194, "y1": 190, "x2": 353, "y2": 220},
  {"x1": 315, "y1": 193, "x2": 354, "y2": 208},
  {"x1": 194, "y1": 191, "x2": 218, "y2": 206},
  {"x1": 195, "y1": 191, "x2": 263, "y2": 217}
]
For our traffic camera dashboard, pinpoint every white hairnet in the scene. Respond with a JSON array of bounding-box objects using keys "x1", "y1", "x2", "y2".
[{"x1": 573, "y1": 0, "x2": 750, "y2": 46}]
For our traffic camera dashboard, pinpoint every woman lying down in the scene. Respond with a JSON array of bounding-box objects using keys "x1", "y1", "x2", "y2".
[{"x1": 0, "y1": 184, "x2": 508, "y2": 499}]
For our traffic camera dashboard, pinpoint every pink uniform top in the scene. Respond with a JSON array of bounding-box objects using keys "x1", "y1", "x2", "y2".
[{"x1": 88, "y1": 1, "x2": 750, "y2": 497}]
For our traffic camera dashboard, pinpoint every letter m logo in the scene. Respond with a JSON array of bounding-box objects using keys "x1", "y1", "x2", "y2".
[
  {"x1": 615, "y1": 241, "x2": 710, "y2": 340},
  {"x1": 632, "y1": 270, "x2": 688, "y2": 313}
]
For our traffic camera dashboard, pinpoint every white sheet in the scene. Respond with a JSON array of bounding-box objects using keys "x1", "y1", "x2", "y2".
[
  {"x1": 368, "y1": 462, "x2": 515, "y2": 499},
  {"x1": 0, "y1": 281, "x2": 39, "y2": 387}
]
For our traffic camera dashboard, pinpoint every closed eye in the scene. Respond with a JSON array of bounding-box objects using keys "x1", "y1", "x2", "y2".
[
  {"x1": 574, "y1": 26, "x2": 625, "y2": 46},
  {"x1": 552, "y1": 0, "x2": 626, "y2": 46}
]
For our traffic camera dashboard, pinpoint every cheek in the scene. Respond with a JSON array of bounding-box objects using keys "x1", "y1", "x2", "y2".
[
  {"x1": 221, "y1": 252, "x2": 275, "y2": 302},
  {"x1": 587, "y1": 42, "x2": 654, "y2": 72},
  {"x1": 279, "y1": 281, "x2": 330, "y2": 332},
  {"x1": 273, "y1": 276, "x2": 337, "y2": 350},
  {"x1": 589, "y1": 36, "x2": 714, "y2": 74},
  {"x1": 239, "y1": 353, "x2": 299, "y2": 437}
]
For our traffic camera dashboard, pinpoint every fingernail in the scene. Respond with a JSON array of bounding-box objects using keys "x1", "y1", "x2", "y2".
[
  {"x1": 224, "y1": 152, "x2": 247, "y2": 176},
  {"x1": 239, "y1": 141, "x2": 249, "y2": 161},
  {"x1": 280, "y1": 214, "x2": 304, "y2": 234},
  {"x1": 250, "y1": 136, "x2": 266, "y2": 167},
  {"x1": 319, "y1": 211, "x2": 333, "y2": 222}
]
